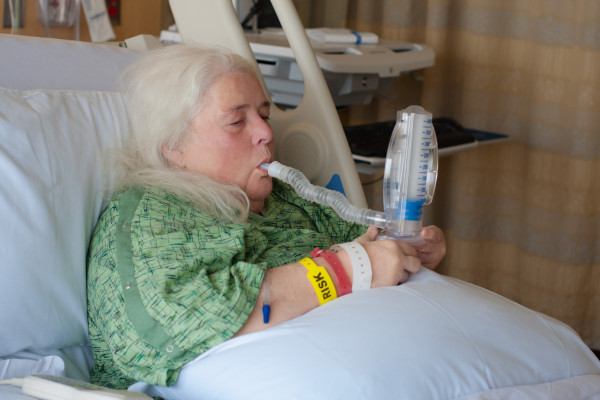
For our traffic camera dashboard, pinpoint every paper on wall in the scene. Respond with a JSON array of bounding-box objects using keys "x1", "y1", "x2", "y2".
[{"x1": 81, "y1": 0, "x2": 115, "y2": 42}]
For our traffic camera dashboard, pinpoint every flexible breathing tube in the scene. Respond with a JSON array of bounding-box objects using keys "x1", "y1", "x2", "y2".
[
  {"x1": 262, "y1": 161, "x2": 387, "y2": 229},
  {"x1": 263, "y1": 106, "x2": 438, "y2": 244}
]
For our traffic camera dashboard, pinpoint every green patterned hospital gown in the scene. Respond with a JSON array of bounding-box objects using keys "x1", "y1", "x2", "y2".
[{"x1": 87, "y1": 179, "x2": 365, "y2": 389}]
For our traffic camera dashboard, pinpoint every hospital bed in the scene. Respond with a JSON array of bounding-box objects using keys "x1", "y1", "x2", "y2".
[{"x1": 1, "y1": 1, "x2": 600, "y2": 399}]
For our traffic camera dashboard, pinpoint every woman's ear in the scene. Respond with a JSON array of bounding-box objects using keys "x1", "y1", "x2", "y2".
[{"x1": 162, "y1": 144, "x2": 185, "y2": 168}]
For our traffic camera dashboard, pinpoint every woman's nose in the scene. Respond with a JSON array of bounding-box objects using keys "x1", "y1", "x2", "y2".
[{"x1": 253, "y1": 116, "x2": 274, "y2": 145}]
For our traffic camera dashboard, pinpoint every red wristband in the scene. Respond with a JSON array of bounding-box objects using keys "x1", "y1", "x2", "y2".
[{"x1": 310, "y1": 247, "x2": 352, "y2": 296}]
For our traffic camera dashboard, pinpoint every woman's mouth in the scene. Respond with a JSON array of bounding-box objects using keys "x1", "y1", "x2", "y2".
[
  {"x1": 258, "y1": 162, "x2": 270, "y2": 174},
  {"x1": 259, "y1": 158, "x2": 273, "y2": 172}
]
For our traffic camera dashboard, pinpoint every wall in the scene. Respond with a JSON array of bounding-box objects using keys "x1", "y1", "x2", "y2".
[{"x1": 0, "y1": 0, "x2": 172, "y2": 42}]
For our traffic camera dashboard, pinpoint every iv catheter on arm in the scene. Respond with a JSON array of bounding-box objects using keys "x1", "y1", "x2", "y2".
[{"x1": 262, "y1": 106, "x2": 438, "y2": 244}]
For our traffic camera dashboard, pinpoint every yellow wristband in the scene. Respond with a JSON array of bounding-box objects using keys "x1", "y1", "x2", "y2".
[{"x1": 299, "y1": 257, "x2": 338, "y2": 305}]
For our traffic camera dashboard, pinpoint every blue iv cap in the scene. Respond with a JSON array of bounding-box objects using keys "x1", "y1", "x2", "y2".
[{"x1": 262, "y1": 304, "x2": 271, "y2": 324}]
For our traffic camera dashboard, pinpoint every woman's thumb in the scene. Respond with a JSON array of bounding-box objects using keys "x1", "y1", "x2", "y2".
[{"x1": 365, "y1": 226, "x2": 380, "y2": 241}]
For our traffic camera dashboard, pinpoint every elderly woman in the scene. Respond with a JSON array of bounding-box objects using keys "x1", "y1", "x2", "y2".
[{"x1": 87, "y1": 44, "x2": 446, "y2": 389}]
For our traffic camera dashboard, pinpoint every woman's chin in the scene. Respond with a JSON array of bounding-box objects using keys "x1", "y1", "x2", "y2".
[{"x1": 247, "y1": 178, "x2": 273, "y2": 208}]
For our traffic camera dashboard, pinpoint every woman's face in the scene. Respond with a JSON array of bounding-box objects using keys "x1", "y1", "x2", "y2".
[{"x1": 165, "y1": 71, "x2": 274, "y2": 213}]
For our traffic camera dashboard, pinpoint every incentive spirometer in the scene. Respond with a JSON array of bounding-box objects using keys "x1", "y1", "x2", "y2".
[{"x1": 262, "y1": 105, "x2": 438, "y2": 244}]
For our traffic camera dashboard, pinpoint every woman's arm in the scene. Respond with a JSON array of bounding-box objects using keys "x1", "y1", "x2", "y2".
[
  {"x1": 235, "y1": 227, "x2": 422, "y2": 336},
  {"x1": 234, "y1": 261, "x2": 320, "y2": 336}
]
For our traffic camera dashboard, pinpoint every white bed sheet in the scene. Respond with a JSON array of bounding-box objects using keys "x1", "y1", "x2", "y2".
[
  {"x1": 457, "y1": 374, "x2": 600, "y2": 400},
  {"x1": 0, "y1": 385, "x2": 35, "y2": 400}
]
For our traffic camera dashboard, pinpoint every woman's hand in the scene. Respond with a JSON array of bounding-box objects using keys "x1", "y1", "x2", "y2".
[
  {"x1": 414, "y1": 225, "x2": 446, "y2": 270},
  {"x1": 351, "y1": 226, "x2": 421, "y2": 286}
]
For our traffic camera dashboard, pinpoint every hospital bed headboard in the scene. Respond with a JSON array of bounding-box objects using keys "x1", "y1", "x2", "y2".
[{"x1": 169, "y1": 0, "x2": 368, "y2": 208}]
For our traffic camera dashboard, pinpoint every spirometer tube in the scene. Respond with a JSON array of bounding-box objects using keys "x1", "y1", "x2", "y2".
[
  {"x1": 262, "y1": 106, "x2": 438, "y2": 244},
  {"x1": 262, "y1": 161, "x2": 387, "y2": 229}
]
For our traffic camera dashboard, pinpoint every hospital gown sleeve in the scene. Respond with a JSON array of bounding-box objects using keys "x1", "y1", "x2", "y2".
[{"x1": 87, "y1": 187, "x2": 266, "y2": 387}]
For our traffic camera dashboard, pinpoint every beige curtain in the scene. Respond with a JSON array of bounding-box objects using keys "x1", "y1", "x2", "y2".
[{"x1": 337, "y1": 0, "x2": 600, "y2": 349}]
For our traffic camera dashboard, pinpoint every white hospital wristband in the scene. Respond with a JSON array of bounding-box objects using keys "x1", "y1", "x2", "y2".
[{"x1": 334, "y1": 242, "x2": 372, "y2": 291}]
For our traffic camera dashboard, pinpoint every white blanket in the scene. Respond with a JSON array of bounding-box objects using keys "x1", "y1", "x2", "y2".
[{"x1": 130, "y1": 269, "x2": 600, "y2": 400}]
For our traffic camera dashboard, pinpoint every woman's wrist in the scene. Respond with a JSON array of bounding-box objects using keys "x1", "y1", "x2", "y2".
[
  {"x1": 310, "y1": 248, "x2": 352, "y2": 296},
  {"x1": 332, "y1": 242, "x2": 372, "y2": 291}
]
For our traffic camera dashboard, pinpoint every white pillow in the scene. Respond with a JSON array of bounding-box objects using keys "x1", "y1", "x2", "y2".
[
  {"x1": 134, "y1": 269, "x2": 600, "y2": 400},
  {"x1": 0, "y1": 87, "x2": 130, "y2": 356}
]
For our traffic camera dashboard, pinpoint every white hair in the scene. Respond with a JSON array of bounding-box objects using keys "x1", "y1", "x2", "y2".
[{"x1": 112, "y1": 44, "x2": 265, "y2": 222}]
